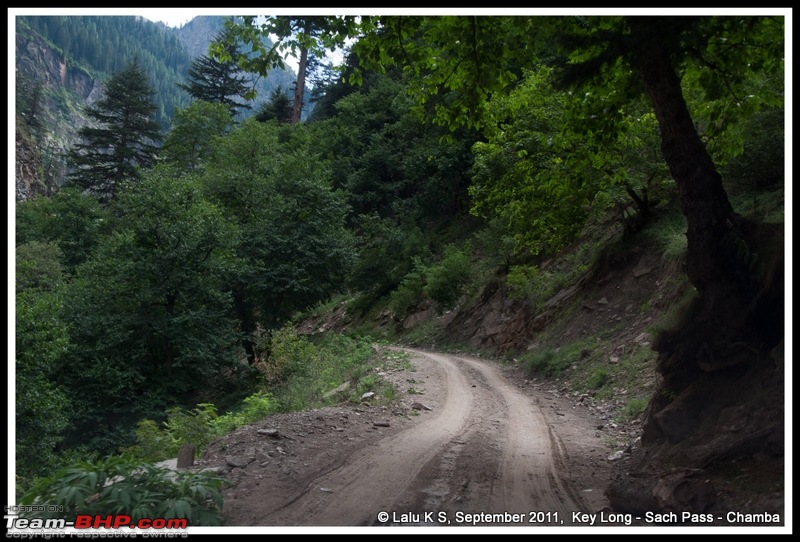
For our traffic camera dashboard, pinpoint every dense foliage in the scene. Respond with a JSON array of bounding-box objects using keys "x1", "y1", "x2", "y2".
[
  {"x1": 14, "y1": 14, "x2": 784, "y2": 516},
  {"x1": 20, "y1": 456, "x2": 229, "y2": 525}
]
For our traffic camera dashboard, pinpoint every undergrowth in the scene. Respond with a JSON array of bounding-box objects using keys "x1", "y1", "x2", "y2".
[
  {"x1": 21, "y1": 330, "x2": 393, "y2": 521},
  {"x1": 19, "y1": 455, "x2": 229, "y2": 525},
  {"x1": 125, "y1": 329, "x2": 390, "y2": 463}
]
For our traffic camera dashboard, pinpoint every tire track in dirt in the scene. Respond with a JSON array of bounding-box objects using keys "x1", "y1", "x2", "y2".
[
  {"x1": 263, "y1": 348, "x2": 586, "y2": 526},
  {"x1": 266, "y1": 348, "x2": 475, "y2": 525},
  {"x1": 450, "y1": 352, "x2": 584, "y2": 522}
]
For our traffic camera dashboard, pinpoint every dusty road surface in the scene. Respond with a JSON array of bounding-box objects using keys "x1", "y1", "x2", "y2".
[{"x1": 201, "y1": 347, "x2": 618, "y2": 528}]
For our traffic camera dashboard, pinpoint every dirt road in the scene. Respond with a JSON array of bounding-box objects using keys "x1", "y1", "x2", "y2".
[{"x1": 205, "y1": 347, "x2": 616, "y2": 528}]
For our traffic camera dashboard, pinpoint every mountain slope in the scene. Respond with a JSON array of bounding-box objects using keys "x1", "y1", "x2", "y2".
[{"x1": 13, "y1": 14, "x2": 302, "y2": 197}]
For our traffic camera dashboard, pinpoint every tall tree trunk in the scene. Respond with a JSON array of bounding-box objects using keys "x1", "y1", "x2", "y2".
[
  {"x1": 291, "y1": 46, "x2": 308, "y2": 124},
  {"x1": 625, "y1": 12, "x2": 784, "y2": 444},
  {"x1": 628, "y1": 16, "x2": 740, "y2": 297},
  {"x1": 626, "y1": 16, "x2": 786, "y2": 371},
  {"x1": 610, "y1": 17, "x2": 784, "y2": 517}
]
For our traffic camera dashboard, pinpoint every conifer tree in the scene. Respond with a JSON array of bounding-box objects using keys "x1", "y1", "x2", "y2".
[
  {"x1": 67, "y1": 59, "x2": 162, "y2": 202},
  {"x1": 179, "y1": 29, "x2": 252, "y2": 118},
  {"x1": 254, "y1": 86, "x2": 293, "y2": 124}
]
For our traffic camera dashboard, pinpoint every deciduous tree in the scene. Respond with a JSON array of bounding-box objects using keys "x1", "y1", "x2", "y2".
[
  {"x1": 161, "y1": 100, "x2": 233, "y2": 172},
  {"x1": 348, "y1": 14, "x2": 784, "y2": 351},
  {"x1": 60, "y1": 172, "x2": 242, "y2": 450},
  {"x1": 197, "y1": 120, "x2": 356, "y2": 362}
]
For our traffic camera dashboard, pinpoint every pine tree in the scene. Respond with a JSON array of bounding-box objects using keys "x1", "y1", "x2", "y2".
[
  {"x1": 67, "y1": 59, "x2": 162, "y2": 202},
  {"x1": 179, "y1": 29, "x2": 252, "y2": 118},
  {"x1": 254, "y1": 86, "x2": 292, "y2": 124}
]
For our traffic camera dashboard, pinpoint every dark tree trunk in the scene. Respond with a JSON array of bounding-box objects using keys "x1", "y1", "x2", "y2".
[
  {"x1": 233, "y1": 286, "x2": 257, "y2": 365},
  {"x1": 627, "y1": 16, "x2": 784, "y2": 372},
  {"x1": 611, "y1": 17, "x2": 784, "y2": 517},
  {"x1": 629, "y1": 17, "x2": 739, "y2": 296}
]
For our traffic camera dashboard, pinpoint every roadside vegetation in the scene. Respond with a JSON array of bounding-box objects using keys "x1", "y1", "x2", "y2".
[{"x1": 15, "y1": 14, "x2": 783, "y2": 525}]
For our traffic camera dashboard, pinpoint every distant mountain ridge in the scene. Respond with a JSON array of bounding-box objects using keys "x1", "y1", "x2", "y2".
[{"x1": 175, "y1": 15, "x2": 227, "y2": 60}]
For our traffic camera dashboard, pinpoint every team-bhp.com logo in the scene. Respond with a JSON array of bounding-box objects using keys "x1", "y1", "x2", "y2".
[{"x1": 7, "y1": 514, "x2": 188, "y2": 533}]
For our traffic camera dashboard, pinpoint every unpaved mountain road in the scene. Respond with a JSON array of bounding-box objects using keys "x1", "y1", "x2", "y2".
[{"x1": 202, "y1": 347, "x2": 619, "y2": 528}]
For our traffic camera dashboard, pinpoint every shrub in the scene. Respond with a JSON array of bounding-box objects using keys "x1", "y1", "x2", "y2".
[
  {"x1": 263, "y1": 326, "x2": 320, "y2": 385},
  {"x1": 523, "y1": 348, "x2": 571, "y2": 377},
  {"x1": 389, "y1": 257, "x2": 428, "y2": 318},
  {"x1": 620, "y1": 397, "x2": 650, "y2": 421},
  {"x1": 19, "y1": 455, "x2": 229, "y2": 526},
  {"x1": 505, "y1": 264, "x2": 547, "y2": 301},
  {"x1": 424, "y1": 243, "x2": 473, "y2": 312},
  {"x1": 163, "y1": 404, "x2": 219, "y2": 455},
  {"x1": 131, "y1": 419, "x2": 178, "y2": 462},
  {"x1": 587, "y1": 369, "x2": 610, "y2": 390},
  {"x1": 127, "y1": 404, "x2": 217, "y2": 463},
  {"x1": 215, "y1": 392, "x2": 276, "y2": 434},
  {"x1": 645, "y1": 210, "x2": 688, "y2": 264},
  {"x1": 131, "y1": 392, "x2": 279, "y2": 462}
]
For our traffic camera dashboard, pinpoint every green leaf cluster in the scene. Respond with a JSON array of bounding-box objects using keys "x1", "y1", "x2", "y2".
[
  {"x1": 161, "y1": 100, "x2": 234, "y2": 172},
  {"x1": 257, "y1": 328, "x2": 379, "y2": 412},
  {"x1": 58, "y1": 173, "x2": 243, "y2": 449},
  {"x1": 390, "y1": 243, "x2": 474, "y2": 317},
  {"x1": 20, "y1": 456, "x2": 229, "y2": 526},
  {"x1": 16, "y1": 187, "x2": 112, "y2": 272},
  {"x1": 129, "y1": 393, "x2": 277, "y2": 463},
  {"x1": 15, "y1": 241, "x2": 72, "y2": 483}
]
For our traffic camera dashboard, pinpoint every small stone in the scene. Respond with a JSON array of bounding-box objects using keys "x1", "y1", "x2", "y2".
[{"x1": 608, "y1": 450, "x2": 625, "y2": 462}]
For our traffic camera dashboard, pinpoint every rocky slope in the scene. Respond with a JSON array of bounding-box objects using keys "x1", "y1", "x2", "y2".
[{"x1": 15, "y1": 28, "x2": 104, "y2": 199}]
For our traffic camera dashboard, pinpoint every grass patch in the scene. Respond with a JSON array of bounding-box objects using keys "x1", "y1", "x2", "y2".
[
  {"x1": 402, "y1": 317, "x2": 444, "y2": 348},
  {"x1": 521, "y1": 340, "x2": 590, "y2": 378},
  {"x1": 527, "y1": 331, "x2": 658, "y2": 417},
  {"x1": 381, "y1": 349, "x2": 415, "y2": 371},
  {"x1": 291, "y1": 292, "x2": 353, "y2": 323},
  {"x1": 644, "y1": 209, "x2": 688, "y2": 265},
  {"x1": 617, "y1": 396, "x2": 650, "y2": 422},
  {"x1": 265, "y1": 328, "x2": 386, "y2": 412},
  {"x1": 350, "y1": 373, "x2": 397, "y2": 404},
  {"x1": 587, "y1": 368, "x2": 610, "y2": 390}
]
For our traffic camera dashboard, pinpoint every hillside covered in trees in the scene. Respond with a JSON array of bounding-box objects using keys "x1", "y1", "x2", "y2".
[
  {"x1": 13, "y1": 12, "x2": 786, "y2": 529},
  {"x1": 14, "y1": 14, "x2": 301, "y2": 194}
]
